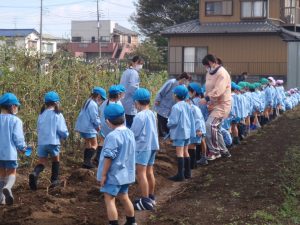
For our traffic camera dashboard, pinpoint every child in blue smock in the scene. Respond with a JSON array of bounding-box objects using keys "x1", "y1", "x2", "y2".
[
  {"x1": 189, "y1": 83, "x2": 209, "y2": 165},
  {"x1": 75, "y1": 87, "x2": 106, "y2": 169},
  {"x1": 97, "y1": 104, "x2": 137, "y2": 225},
  {"x1": 231, "y1": 82, "x2": 242, "y2": 145},
  {"x1": 29, "y1": 92, "x2": 69, "y2": 190},
  {"x1": 95, "y1": 85, "x2": 123, "y2": 167},
  {"x1": 187, "y1": 83, "x2": 207, "y2": 167},
  {"x1": 167, "y1": 85, "x2": 194, "y2": 182},
  {"x1": 131, "y1": 88, "x2": 159, "y2": 211},
  {"x1": 0, "y1": 93, "x2": 26, "y2": 205}
]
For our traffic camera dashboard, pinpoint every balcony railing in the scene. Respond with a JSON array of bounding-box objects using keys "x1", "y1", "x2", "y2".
[
  {"x1": 169, "y1": 62, "x2": 287, "y2": 76},
  {"x1": 281, "y1": 7, "x2": 300, "y2": 25}
]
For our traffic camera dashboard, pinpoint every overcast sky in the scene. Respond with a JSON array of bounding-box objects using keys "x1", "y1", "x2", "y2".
[{"x1": 0, "y1": 0, "x2": 137, "y2": 38}]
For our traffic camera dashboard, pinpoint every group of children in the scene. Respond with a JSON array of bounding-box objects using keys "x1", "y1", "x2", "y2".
[{"x1": 0, "y1": 76, "x2": 299, "y2": 225}]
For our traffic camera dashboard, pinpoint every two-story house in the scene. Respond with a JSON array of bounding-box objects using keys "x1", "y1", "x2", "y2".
[
  {"x1": 67, "y1": 20, "x2": 139, "y2": 61},
  {"x1": 162, "y1": 0, "x2": 300, "y2": 88},
  {"x1": 0, "y1": 29, "x2": 59, "y2": 55}
]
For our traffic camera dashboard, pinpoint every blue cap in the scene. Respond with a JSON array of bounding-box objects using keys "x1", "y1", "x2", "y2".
[
  {"x1": 188, "y1": 82, "x2": 203, "y2": 95},
  {"x1": 133, "y1": 88, "x2": 151, "y2": 101},
  {"x1": 117, "y1": 84, "x2": 126, "y2": 93},
  {"x1": 173, "y1": 85, "x2": 188, "y2": 99},
  {"x1": 231, "y1": 82, "x2": 241, "y2": 91},
  {"x1": 44, "y1": 91, "x2": 60, "y2": 103},
  {"x1": 104, "y1": 103, "x2": 125, "y2": 120},
  {"x1": 92, "y1": 87, "x2": 107, "y2": 100},
  {"x1": 0, "y1": 93, "x2": 20, "y2": 106},
  {"x1": 109, "y1": 85, "x2": 121, "y2": 95}
]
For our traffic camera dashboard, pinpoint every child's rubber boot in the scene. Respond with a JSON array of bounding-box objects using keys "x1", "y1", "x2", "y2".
[
  {"x1": 49, "y1": 162, "x2": 61, "y2": 189},
  {"x1": 188, "y1": 149, "x2": 196, "y2": 169},
  {"x1": 93, "y1": 146, "x2": 103, "y2": 167},
  {"x1": 184, "y1": 157, "x2": 192, "y2": 179},
  {"x1": 195, "y1": 145, "x2": 201, "y2": 161},
  {"x1": 233, "y1": 136, "x2": 241, "y2": 145},
  {"x1": 82, "y1": 148, "x2": 96, "y2": 169},
  {"x1": 169, "y1": 157, "x2": 185, "y2": 182},
  {"x1": 2, "y1": 188, "x2": 13, "y2": 205},
  {"x1": 29, "y1": 164, "x2": 45, "y2": 191}
]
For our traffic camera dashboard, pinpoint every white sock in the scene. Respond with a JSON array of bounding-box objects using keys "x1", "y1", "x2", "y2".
[{"x1": 4, "y1": 175, "x2": 16, "y2": 190}]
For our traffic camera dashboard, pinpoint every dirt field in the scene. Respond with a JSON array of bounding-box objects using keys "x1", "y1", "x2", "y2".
[{"x1": 1, "y1": 107, "x2": 300, "y2": 225}]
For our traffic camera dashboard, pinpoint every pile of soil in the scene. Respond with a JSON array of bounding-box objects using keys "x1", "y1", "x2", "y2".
[{"x1": 1, "y1": 107, "x2": 300, "y2": 225}]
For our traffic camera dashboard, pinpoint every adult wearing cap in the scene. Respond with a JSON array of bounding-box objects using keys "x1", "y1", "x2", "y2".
[
  {"x1": 200, "y1": 54, "x2": 231, "y2": 160},
  {"x1": 0, "y1": 93, "x2": 26, "y2": 205},
  {"x1": 75, "y1": 87, "x2": 107, "y2": 169},
  {"x1": 154, "y1": 72, "x2": 191, "y2": 137},
  {"x1": 120, "y1": 56, "x2": 144, "y2": 128}
]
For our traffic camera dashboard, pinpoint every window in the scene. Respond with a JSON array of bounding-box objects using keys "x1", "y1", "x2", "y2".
[
  {"x1": 241, "y1": 0, "x2": 267, "y2": 18},
  {"x1": 205, "y1": 1, "x2": 233, "y2": 16},
  {"x1": 91, "y1": 36, "x2": 95, "y2": 43},
  {"x1": 184, "y1": 47, "x2": 207, "y2": 73},
  {"x1": 72, "y1": 36, "x2": 81, "y2": 42},
  {"x1": 100, "y1": 36, "x2": 110, "y2": 42},
  {"x1": 284, "y1": 0, "x2": 299, "y2": 7},
  {"x1": 28, "y1": 40, "x2": 37, "y2": 49}
]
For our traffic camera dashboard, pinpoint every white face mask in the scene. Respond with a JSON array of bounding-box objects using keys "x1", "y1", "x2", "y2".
[
  {"x1": 206, "y1": 67, "x2": 211, "y2": 73},
  {"x1": 135, "y1": 64, "x2": 143, "y2": 71}
]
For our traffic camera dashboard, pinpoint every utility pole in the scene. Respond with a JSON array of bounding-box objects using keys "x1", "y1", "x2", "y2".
[
  {"x1": 39, "y1": 0, "x2": 43, "y2": 58},
  {"x1": 97, "y1": 0, "x2": 101, "y2": 59}
]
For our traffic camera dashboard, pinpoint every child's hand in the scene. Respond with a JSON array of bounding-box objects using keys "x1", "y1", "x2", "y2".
[
  {"x1": 96, "y1": 126, "x2": 101, "y2": 132},
  {"x1": 200, "y1": 98, "x2": 207, "y2": 105},
  {"x1": 207, "y1": 104, "x2": 214, "y2": 111},
  {"x1": 100, "y1": 175, "x2": 107, "y2": 187}
]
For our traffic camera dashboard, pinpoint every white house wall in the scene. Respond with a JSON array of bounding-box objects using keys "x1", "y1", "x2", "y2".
[{"x1": 71, "y1": 20, "x2": 115, "y2": 42}]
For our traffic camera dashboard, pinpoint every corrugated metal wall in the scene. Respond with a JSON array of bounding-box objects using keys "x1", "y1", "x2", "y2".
[{"x1": 287, "y1": 42, "x2": 300, "y2": 88}]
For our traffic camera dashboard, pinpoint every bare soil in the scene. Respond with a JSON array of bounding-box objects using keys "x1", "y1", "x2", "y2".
[{"x1": 1, "y1": 107, "x2": 300, "y2": 225}]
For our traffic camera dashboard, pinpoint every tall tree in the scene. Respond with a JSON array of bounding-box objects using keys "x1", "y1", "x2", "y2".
[{"x1": 131, "y1": 0, "x2": 199, "y2": 39}]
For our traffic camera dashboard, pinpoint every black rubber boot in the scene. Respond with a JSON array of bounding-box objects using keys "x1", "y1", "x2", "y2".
[
  {"x1": 184, "y1": 157, "x2": 191, "y2": 179},
  {"x1": 195, "y1": 145, "x2": 201, "y2": 161},
  {"x1": 82, "y1": 148, "x2": 96, "y2": 169},
  {"x1": 233, "y1": 136, "x2": 241, "y2": 145},
  {"x1": 188, "y1": 149, "x2": 196, "y2": 169},
  {"x1": 169, "y1": 157, "x2": 185, "y2": 182},
  {"x1": 93, "y1": 146, "x2": 103, "y2": 167},
  {"x1": 49, "y1": 161, "x2": 60, "y2": 188},
  {"x1": 29, "y1": 164, "x2": 45, "y2": 191}
]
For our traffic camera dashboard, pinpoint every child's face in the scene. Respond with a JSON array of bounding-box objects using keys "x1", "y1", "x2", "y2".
[
  {"x1": 12, "y1": 105, "x2": 18, "y2": 115},
  {"x1": 188, "y1": 91, "x2": 195, "y2": 98},
  {"x1": 106, "y1": 119, "x2": 113, "y2": 129},
  {"x1": 134, "y1": 101, "x2": 141, "y2": 111},
  {"x1": 120, "y1": 92, "x2": 125, "y2": 99},
  {"x1": 96, "y1": 96, "x2": 104, "y2": 106}
]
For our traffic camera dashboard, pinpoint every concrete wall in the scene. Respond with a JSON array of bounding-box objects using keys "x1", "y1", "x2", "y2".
[
  {"x1": 71, "y1": 20, "x2": 114, "y2": 42},
  {"x1": 287, "y1": 41, "x2": 300, "y2": 88}
]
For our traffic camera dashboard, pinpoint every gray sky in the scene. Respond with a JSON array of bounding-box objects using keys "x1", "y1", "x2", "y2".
[{"x1": 0, "y1": 0, "x2": 137, "y2": 38}]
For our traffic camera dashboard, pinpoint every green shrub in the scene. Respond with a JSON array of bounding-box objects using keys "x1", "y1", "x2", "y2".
[{"x1": 0, "y1": 47, "x2": 168, "y2": 154}]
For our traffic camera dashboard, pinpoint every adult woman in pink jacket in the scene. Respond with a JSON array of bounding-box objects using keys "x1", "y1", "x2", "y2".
[{"x1": 200, "y1": 54, "x2": 232, "y2": 160}]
